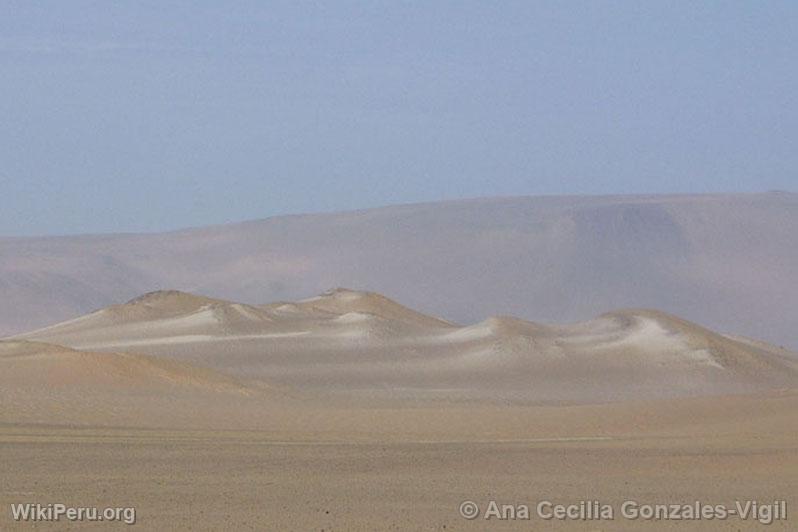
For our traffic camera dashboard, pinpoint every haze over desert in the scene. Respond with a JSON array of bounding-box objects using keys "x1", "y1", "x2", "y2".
[{"x1": 3, "y1": 1, "x2": 797, "y2": 529}]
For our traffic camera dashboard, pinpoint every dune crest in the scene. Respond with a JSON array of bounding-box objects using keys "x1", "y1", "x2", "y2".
[
  {"x1": 293, "y1": 287, "x2": 457, "y2": 328},
  {"x1": 11, "y1": 289, "x2": 797, "y2": 406}
]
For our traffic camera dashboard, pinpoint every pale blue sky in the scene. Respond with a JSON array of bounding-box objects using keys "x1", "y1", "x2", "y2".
[{"x1": 1, "y1": 1, "x2": 795, "y2": 236}]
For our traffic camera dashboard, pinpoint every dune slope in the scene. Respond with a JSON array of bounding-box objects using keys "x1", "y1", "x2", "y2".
[
  {"x1": 0, "y1": 339, "x2": 284, "y2": 428},
  {"x1": 13, "y1": 289, "x2": 798, "y2": 405}
]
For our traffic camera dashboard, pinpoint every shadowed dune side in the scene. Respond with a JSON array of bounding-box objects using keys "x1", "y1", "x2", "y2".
[
  {"x1": 0, "y1": 340, "x2": 291, "y2": 429},
  {"x1": 0, "y1": 340, "x2": 252, "y2": 390}
]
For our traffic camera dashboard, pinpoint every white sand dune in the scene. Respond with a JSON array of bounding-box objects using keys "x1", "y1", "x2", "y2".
[
  {"x1": 13, "y1": 288, "x2": 798, "y2": 406},
  {"x1": 293, "y1": 288, "x2": 456, "y2": 328}
]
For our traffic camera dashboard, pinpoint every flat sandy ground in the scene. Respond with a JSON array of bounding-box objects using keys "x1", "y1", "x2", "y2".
[
  {"x1": 2, "y1": 393, "x2": 796, "y2": 531},
  {"x1": 4, "y1": 291, "x2": 797, "y2": 529}
]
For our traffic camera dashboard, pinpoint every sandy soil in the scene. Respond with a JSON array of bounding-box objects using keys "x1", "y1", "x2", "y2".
[
  {"x1": 3, "y1": 290, "x2": 797, "y2": 530},
  {"x1": 2, "y1": 389, "x2": 797, "y2": 530},
  {"x1": 2, "y1": 395, "x2": 795, "y2": 531}
]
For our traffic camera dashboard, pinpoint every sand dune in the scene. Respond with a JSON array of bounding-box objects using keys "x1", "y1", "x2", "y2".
[
  {"x1": 0, "y1": 339, "x2": 285, "y2": 428},
  {"x1": 0, "y1": 339, "x2": 250, "y2": 390},
  {"x1": 13, "y1": 289, "x2": 798, "y2": 405},
  {"x1": 290, "y1": 288, "x2": 456, "y2": 328},
  {"x1": 3, "y1": 291, "x2": 797, "y2": 531}
]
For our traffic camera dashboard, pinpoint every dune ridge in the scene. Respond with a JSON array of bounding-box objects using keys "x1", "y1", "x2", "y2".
[{"x1": 10, "y1": 288, "x2": 797, "y2": 408}]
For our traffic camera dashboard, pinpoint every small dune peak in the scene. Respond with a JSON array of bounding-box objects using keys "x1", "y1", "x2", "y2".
[
  {"x1": 108, "y1": 290, "x2": 227, "y2": 322},
  {"x1": 125, "y1": 290, "x2": 208, "y2": 306},
  {"x1": 318, "y1": 287, "x2": 370, "y2": 301},
  {"x1": 299, "y1": 287, "x2": 456, "y2": 328},
  {"x1": 299, "y1": 287, "x2": 389, "y2": 308},
  {"x1": 599, "y1": 308, "x2": 727, "y2": 341},
  {"x1": 473, "y1": 316, "x2": 551, "y2": 337},
  {"x1": 483, "y1": 316, "x2": 522, "y2": 329}
]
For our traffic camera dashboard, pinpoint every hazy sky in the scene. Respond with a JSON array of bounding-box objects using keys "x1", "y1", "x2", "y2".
[{"x1": 1, "y1": 1, "x2": 795, "y2": 236}]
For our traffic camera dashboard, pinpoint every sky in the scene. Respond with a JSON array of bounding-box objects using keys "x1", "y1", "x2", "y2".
[{"x1": 0, "y1": 1, "x2": 795, "y2": 236}]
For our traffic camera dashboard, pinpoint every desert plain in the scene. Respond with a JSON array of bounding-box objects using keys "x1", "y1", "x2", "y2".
[{"x1": 1, "y1": 288, "x2": 796, "y2": 530}]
